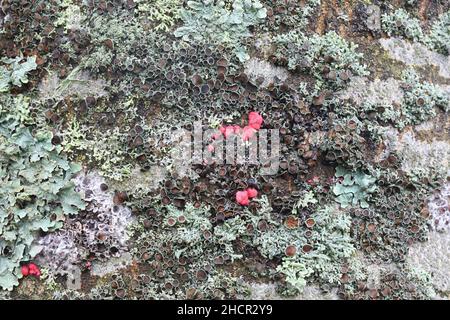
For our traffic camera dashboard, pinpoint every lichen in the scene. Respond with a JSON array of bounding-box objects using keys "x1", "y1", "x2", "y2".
[
  {"x1": 174, "y1": 0, "x2": 267, "y2": 61},
  {"x1": 136, "y1": 0, "x2": 183, "y2": 32},
  {"x1": 274, "y1": 30, "x2": 369, "y2": 103},
  {"x1": 2, "y1": 0, "x2": 449, "y2": 301},
  {"x1": 277, "y1": 206, "x2": 355, "y2": 294},
  {"x1": 381, "y1": 8, "x2": 423, "y2": 42},
  {"x1": 0, "y1": 94, "x2": 85, "y2": 291},
  {"x1": 333, "y1": 167, "x2": 377, "y2": 209},
  {"x1": 400, "y1": 69, "x2": 449, "y2": 125},
  {"x1": 0, "y1": 56, "x2": 37, "y2": 93},
  {"x1": 424, "y1": 11, "x2": 450, "y2": 55}
]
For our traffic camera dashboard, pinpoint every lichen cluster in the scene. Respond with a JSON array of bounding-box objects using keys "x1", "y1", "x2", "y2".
[
  {"x1": 382, "y1": 7, "x2": 450, "y2": 55},
  {"x1": 0, "y1": 0, "x2": 449, "y2": 300},
  {"x1": 0, "y1": 94, "x2": 84, "y2": 290}
]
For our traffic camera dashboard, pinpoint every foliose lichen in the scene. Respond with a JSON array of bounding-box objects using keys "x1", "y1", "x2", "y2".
[
  {"x1": 174, "y1": 0, "x2": 267, "y2": 61},
  {"x1": 0, "y1": 94, "x2": 85, "y2": 291}
]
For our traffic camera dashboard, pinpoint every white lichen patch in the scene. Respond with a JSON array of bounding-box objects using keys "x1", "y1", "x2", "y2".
[
  {"x1": 244, "y1": 58, "x2": 289, "y2": 88},
  {"x1": 379, "y1": 38, "x2": 450, "y2": 79},
  {"x1": 365, "y1": 263, "x2": 398, "y2": 290},
  {"x1": 380, "y1": 127, "x2": 450, "y2": 179},
  {"x1": 428, "y1": 183, "x2": 450, "y2": 233},
  {"x1": 91, "y1": 252, "x2": 134, "y2": 277},
  {"x1": 407, "y1": 231, "x2": 450, "y2": 293},
  {"x1": 366, "y1": 5, "x2": 381, "y2": 32},
  {"x1": 38, "y1": 68, "x2": 108, "y2": 102},
  {"x1": 245, "y1": 282, "x2": 339, "y2": 300},
  {"x1": 339, "y1": 76, "x2": 404, "y2": 106},
  {"x1": 36, "y1": 171, "x2": 133, "y2": 287}
]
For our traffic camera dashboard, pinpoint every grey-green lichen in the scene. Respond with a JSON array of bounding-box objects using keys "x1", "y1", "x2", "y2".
[
  {"x1": 239, "y1": 197, "x2": 355, "y2": 294},
  {"x1": 381, "y1": 9, "x2": 424, "y2": 42},
  {"x1": 2, "y1": 0, "x2": 449, "y2": 301},
  {"x1": 424, "y1": 10, "x2": 450, "y2": 55},
  {"x1": 274, "y1": 30, "x2": 368, "y2": 97},
  {"x1": 399, "y1": 68, "x2": 449, "y2": 127},
  {"x1": 339, "y1": 70, "x2": 449, "y2": 130},
  {"x1": 54, "y1": 0, "x2": 83, "y2": 32},
  {"x1": 129, "y1": 202, "x2": 248, "y2": 298},
  {"x1": 333, "y1": 167, "x2": 377, "y2": 209},
  {"x1": 277, "y1": 206, "x2": 355, "y2": 294},
  {"x1": 0, "y1": 95, "x2": 85, "y2": 291},
  {"x1": 259, "y1": 0, "x2": 321, "y2": 32},
  {"x1": 136, "y1": 0, "x2": 183, "y2": 32},
  {"x1": 62, "y1": 121, "x2": 132, "y2": 181},
  {"x1": 0, "y1": 56, "x2": 37, "y2": 93},
  {"x1": 381, "y1": 8, "x2": 450, "y2": 57},
  {"x1": 174, "y1": 0, "x2": 267, "y2": 61}
]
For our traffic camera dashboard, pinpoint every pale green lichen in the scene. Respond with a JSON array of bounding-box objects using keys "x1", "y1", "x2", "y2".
[
  {"x1": 243, "y1": 196, "x2": 300, "y2": 260},
  {"x1": 0, "y1": 95, "x2": 85, "y2": 291},
  {"x1": 400, "y1": 68, "x2": 449, "y2": 126},
  {"x1": 404, "y1": 266, "x2": 436, "y2": 298},
  {"x1": 129, "y1": 202, "x2": 247, "y2": 299},
  {"x1": 54, "y1": 0, "x2": 83, "y2": 32},
  {"x1": 277, "y1": 206, "x2": 355, "y2": 294},
  {"x1": 242, "y1": 199, "x2": 354, "y2": 293},
  {"x1": 381, "y1": 9, "x2": 424, "y2": 42},
  {"x1": 61, "y1": 122, "x2": 132, "y2": 182},
  {"x1": 0, "y1": 56, "x2": 37, "y2": 93},
  {"x1": 259, "y1": 0, "x2": 320, "y2": 31},
  {"x1": 333, "y1": 167, "x2": 377, "y2": 209},
  {"x1": 136, "y1": 0, "x2": 183, "y2": 32},
  {"x1": 80, "y1": 11, "x2": 149, "y2": 72},
  {"x1": 275, "y1": 30, "x2": 368, "y2": 96},
  {"x1": 292, "y1": 190, "x2": 318, "y2": 212},
  {"x1": 382, "y1": 8, "x2": 450, "y2": 56},
  {"x1": 424, "y1": 11, "x2": 450, "y2": 55},
  {"x1": 174, "y1": 0, "x2": 267, "y2": 61}
]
